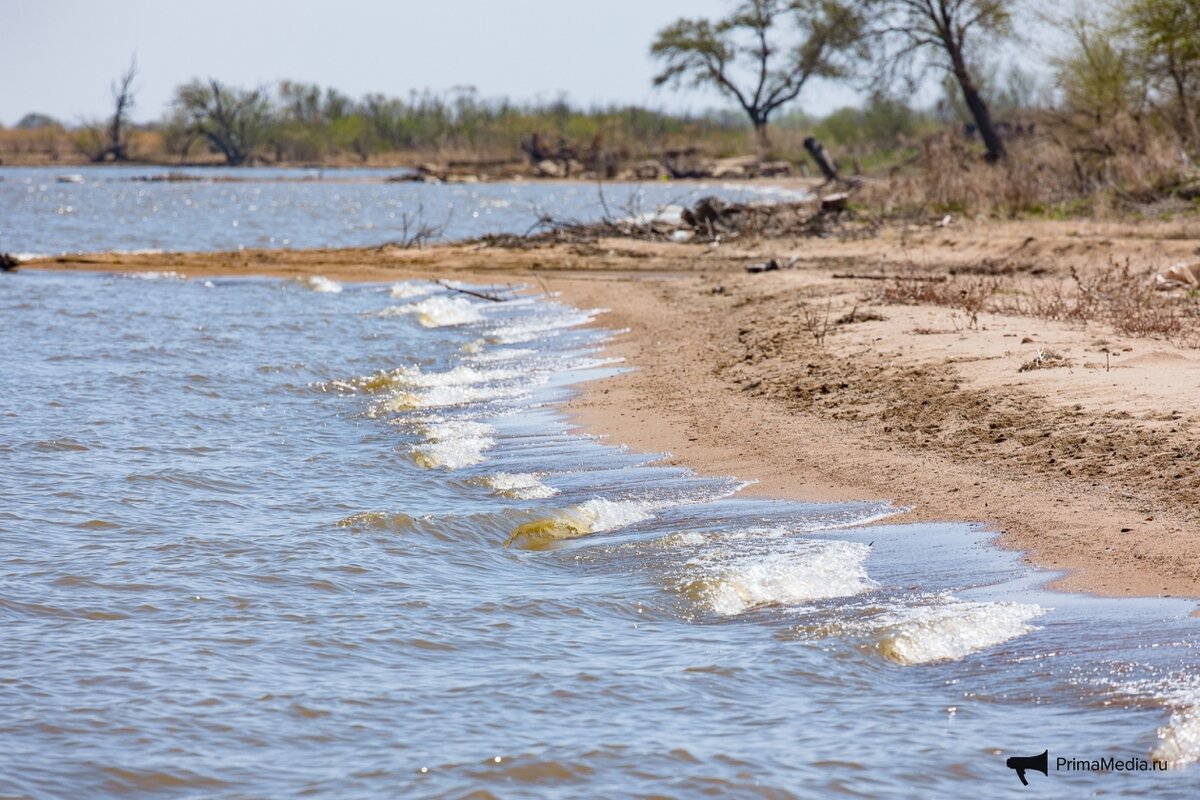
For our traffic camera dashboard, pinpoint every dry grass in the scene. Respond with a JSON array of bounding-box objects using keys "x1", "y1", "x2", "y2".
[
  {"x1": 857, "y1": 116, "x2": 1197, "y2": 219},
  {"x1": 873, "y1": 257, "x2": 1200, "y2": 347}
]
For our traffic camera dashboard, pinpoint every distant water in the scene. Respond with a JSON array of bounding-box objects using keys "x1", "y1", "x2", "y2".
[
  {"x1": 2, "y1": 270, "x2": 1199, "y2": 798},
  {"x1": 0, "y1": 166, "x2": 805, "y2": 256}
]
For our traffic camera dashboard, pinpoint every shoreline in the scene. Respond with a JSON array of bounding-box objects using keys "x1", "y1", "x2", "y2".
[{"x1": 22, "y1": 221, "x2": 1200, "y2": 601}]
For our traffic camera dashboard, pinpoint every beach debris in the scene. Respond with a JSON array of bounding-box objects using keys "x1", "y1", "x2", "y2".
[
  {"x1": 535, "y1": 159, "x2": 565, "y2": 178},
  {"x1": 746, "y1": 259, "x2": 781, "y2": 273},
  {"x1": 0, "y1": 253, "x2": 19, "y2": 272},
  {"x1": 1154, "y1": 261, "x2": 1200, "y2": 290},
  {"x1": 131, "y1": 171, "x2": 201, "y2": 183},
  {"x1": 833, "y1": 272, "x2": 948, "y2": 282},
  {"x1": 1019, "y1": 348, "x2": 1073, "y2": 372},
  {"x1": 835, "y1": 307, "x2": 887, "y2": 325},
  {"x1": 820, "y1": 192, "x2": 849, "y2": 213},
  {"x1": 435, "y1": 279, "x2": 511, "y2": 303}
]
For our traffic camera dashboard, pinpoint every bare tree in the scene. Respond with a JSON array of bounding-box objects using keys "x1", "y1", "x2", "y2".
[
  {"x1": 173, "y1": 80, "x2": 271, "y2": 166},
  {"x1": 860, "y1": 0, "x2": 1011, "y2": 162},
  {"x1": 78, "y1": 56, "x2": 138, "y2": 162},
  {"x1": 106, "y1": 56, "x2": 138, "y2": 161},
  {"x1": 651, "y1": 0, "x2": 863, "y2": 154}
]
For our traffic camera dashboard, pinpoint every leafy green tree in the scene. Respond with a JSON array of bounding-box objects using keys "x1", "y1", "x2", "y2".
[
  {"x1": 650, "y1": 0, "x2": 863, "y2": 153},
  {"x1": 1124, "y1": 0, "x2": 1200, "y2": 145},
  {"x1": 1055, "y1": 13, "x2": 1143, "y2": 122}
]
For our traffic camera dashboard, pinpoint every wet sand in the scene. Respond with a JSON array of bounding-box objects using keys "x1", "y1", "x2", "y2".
[{"x1": 28, "y1": 216, "x2": 1200, "y2": 599}]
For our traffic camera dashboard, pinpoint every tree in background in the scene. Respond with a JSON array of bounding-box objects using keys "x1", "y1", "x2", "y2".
[
  {"x1": 1055, "y1": 11, "x2": 1144, "y2": 124},
  {"x1": 650, "y1": 0, "x2": 863, "y2": 154},
  {"x1": 860, "y1": 0, "x2": 1012, "y2": 162},
  {"x1": 105, "y1": 56, "x2": 138, "y2": 162},
  {"x1": 173, "y1": 80, "x2": 271, "y2": 166},
  {"x1": 74, "y1": 57, "x2": 138, "y2": 162},
  {"x1": 1124, "y1": 0, "x2": 1200, "y2": 147}
]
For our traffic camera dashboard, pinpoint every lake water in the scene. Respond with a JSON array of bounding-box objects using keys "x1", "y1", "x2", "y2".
[
  {"x1": 2, "y1": 165, "x2": 1200, "y2": 796},
  {"x1": 3, "y1": 267, "x2": 1199, "y2": 799},
  {"x1": 0, "y1": 165, "x2": 806, "y2": 256}
]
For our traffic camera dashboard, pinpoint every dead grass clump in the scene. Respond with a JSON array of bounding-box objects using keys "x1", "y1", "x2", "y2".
[
  {"x1": 876, "y1": 274, "x2": 1001, "y2": 329},
  {"x1": 1000, "y1": 259, "x2": 1200, "y2": 343},
  {"x1": 799, "y1": 298, "x2": 834, "y2": 345},
  {"x1": 835, "y1": 307, "x2": 886, "y2": 325},
  {"x1": 1019, "y1": 348, "x2": 1073, "y2": 372}
]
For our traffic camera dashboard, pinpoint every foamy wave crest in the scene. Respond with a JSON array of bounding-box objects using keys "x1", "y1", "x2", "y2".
[
  {"x1": 467, "y1": 347, "x2": 537, "y2": 363},
  {"x1": 490, "y1": 309, "x2": 601, "y2": 343},
  {"x1": 382, "y1": 295, "x2": 484, "y2": 327},
  {"x1": 376, "y1": 384, "x2": 526, "y2": 412},
  {"x1": 323, "y1": 364, "x2": 519, "y2": 395},
  {"x1": 875, "y1": 601, "x2": 1044, "y2": 665},
  {"x1": 1121, "y1": 675, "x2": 1200, "y2": 768},
  {"x1": 677, "y1": 540, "x2": 875, "y2": 616},
  {"x1": 123, "y1": 270, "x2": 184, "y2": 280},
  {"x1": 1155, "y1": 707, "x2": 1200, "y2": 768},
  {"x1": 304, "y1": 275, "x2": 343, "y2": 293},
  {"x1": 389, "y1": 281, "x2": 438, "y2": 299},
  {"x1": 478, "y1": 472, "x2": 558, "y2": 500},
  {"x1": 505, "y1": 498, "x2": 654, "y2": 550},
  {"x1": 412, "y1": 420, "x2": 495, "y2": 469}
]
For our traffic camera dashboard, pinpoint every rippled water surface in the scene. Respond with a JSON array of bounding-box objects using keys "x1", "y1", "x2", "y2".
[
  {"x1": 0, "y1": 165, "x2": 804, "y2": 255},
  {"x1": 3, "y1": 270, "x2": 1200, "y2": 799}
]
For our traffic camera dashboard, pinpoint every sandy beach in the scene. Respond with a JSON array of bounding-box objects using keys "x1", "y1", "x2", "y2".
[{"x1": 28, "y1": 216, "x2": 1200, "y2": 600}]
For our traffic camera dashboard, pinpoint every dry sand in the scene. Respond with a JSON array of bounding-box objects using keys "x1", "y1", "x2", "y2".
[{"x1": 28, "y1": 216, "x2": 1200, "y2": 599}]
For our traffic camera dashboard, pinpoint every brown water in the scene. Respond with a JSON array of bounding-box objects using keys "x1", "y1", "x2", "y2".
[{"x1": 2, "y1": 270, "x2": 1198, "y2": 798}]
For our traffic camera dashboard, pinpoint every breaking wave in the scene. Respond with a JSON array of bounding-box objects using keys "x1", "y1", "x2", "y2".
[
  {"x1": 676, "y1": 540, "x2": 875, "y2": 617},
  {"x1": 874, "y1": 600, "x2": 1045, "y2": 665},
  {"x1": 505, "y1": 499, "x2": 655, "y2": 550},
  {"x1": 381, "y1": 295, "x2": 485, "y2": 327},
  {"x1": 412, "y1": 420, "x2": 496, "y2": 469},
  {"x1": 477, "y1": 472, "x2": 559, "y2": 500}
]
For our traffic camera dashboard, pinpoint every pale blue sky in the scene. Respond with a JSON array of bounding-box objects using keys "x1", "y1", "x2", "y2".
[{"x1": 1, "y1": 0, "x2": 864, "y2": 126}]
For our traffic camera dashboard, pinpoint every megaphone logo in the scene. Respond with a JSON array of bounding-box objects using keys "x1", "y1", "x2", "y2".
[{"x1": 1006, "y1": 750, "x2": 1049, "y2": 786}]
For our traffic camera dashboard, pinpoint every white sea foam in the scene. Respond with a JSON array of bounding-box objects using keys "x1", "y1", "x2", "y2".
[
  {"x1": 377, "y1": 383, "x2": 527, "y2": 412},
  {"x1": 412, "y1": 420, "x2": 496, "y2": 469},
  {"x1": 489, "y1": 309, "x2": 601, "y2": 343},
  {"x1": 577, "y1": 498, "x2": 655, "y2": 532},
  {"x1": 1116, "y1": 675, "x2": 1200, "y2": 768},
  {"x1": 305, "y1": 275, "x2": 343, "y2": 293},
  {"x1": 874, "y1": 601, "x2": 1044, "y2": 665},
  {"x1": 1154, "y1": 706, "x2": 1200, "y2": 767},
  {"x1": 481, "y1": 472, "x2": 559, "y2": 499},
  {"x1": 467, "y1": 347, "x2": 538, "y2": 363},
  {"x1": 382, "y1": 295, "x2": 485, "y2": 327},
  {"x1": 679, "y1": 540, "x2": 875, "y2": 617},
  {"x1": 401, "y1": 365, "x2": 518, "y2": 387},
  {"x1": 122, "y1": 270, "x2": 183, "y2": 280},
  {"x1": 389, "y1": 281, "x2": 438, "y2": 299}
]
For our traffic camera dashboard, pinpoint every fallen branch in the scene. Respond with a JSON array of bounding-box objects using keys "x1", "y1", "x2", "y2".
[
  {"x1": 435, "y1": 279, "x2": 509, "y2": 302},
  {"x1": 833, "y1": 273, "x2": 949, "y2": 282}
]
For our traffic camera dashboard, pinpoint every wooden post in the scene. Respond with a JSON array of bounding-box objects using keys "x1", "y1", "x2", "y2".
[{"x1": 803, "y1": 137, "x2": 839, "y2": 182}]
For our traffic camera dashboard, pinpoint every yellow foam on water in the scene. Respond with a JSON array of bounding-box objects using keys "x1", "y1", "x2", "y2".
[{"x1": 505, "y1": 513, "x2": 592, "y2": 550}]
